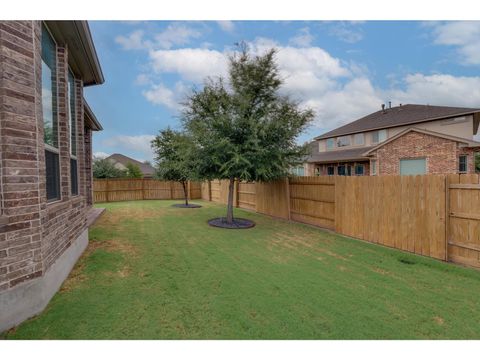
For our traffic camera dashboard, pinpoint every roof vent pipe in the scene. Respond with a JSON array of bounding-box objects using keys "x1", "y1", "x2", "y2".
[
  {"x1": 381, "y1": 104, "x2": 385, "y2": 113},
  {"x1": 388, "y1": 101, "x2": 391, "y2": 109}
]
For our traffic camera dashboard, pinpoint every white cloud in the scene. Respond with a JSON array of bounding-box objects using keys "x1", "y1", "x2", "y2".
[
  {"x1": 217, "y1": 21, "x2": 235, "y2": 33},
  {"x1": 134, "y1": 74, "x2": 151, "y2": 86},
  {"x1": 304, "y1": 77, "x2": 382, "y2": 130},
  {"x1": 329, "y1": 22, "x2": 363, "y2": 43},
  {"x1": 142, "y1": 82, "x2": 188, "y2": 110},
  {"x1": 93, "y1": 151, "x2": 109, "y2": 159},
  {"x1": 102, "y1": 135, "x2": 156, "y2": 161},
  {"x1": 289, "y1": 27, "x2": 314, "y2": 47},
  {"x1": 149, "y1": 48, "x2": 228, "y2": 82},
  {"x1": 154, "y1": 23, "x2": 202, "y2": 49},
  {"x1": 116, "y1": 23, "x2": 203, "y2": 51},
  {"x1": 430, "y1": 21, "x2": 480, "y2": 65},
  {"x1": 387, "y1": 73, "x2": 480, "y2": 107},
  {"x1": 115, "y1": 30, "x2": 147, "y2": 50}
]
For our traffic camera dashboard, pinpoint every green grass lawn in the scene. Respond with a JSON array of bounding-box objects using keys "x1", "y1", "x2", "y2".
[{"x1": 3, "y1": 200, "x2": 480, "y2": 339}]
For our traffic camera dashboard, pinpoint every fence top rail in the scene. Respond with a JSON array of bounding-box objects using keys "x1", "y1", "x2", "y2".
[{"x1": 449, "y1": 184, "x2": 480, "y2": 190}]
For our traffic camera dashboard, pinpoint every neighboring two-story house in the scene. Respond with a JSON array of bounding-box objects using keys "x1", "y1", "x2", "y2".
[
  {"x1": 105, "y1": 153, "x2": 156, "y2": 178},
  {"x1": 0, "y1": 21, "x2": 104, "y2": 331},
  {"x1": 305, "y1": 104, "x2": 480, "y2": 176}
]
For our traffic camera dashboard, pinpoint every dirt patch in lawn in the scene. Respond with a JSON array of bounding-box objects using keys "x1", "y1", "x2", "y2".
[
  {"x1": 434, "y1": 316, "x2": 445, "y2": 326},
  {"x1": 96, "y1": 207, "x2": 164, "y2": 227},
  {"x1": 60, "y1": 238, "x2": 137, "y2": 293},
  {"x1": 60, "y1": 266, "x2": 88, "y2": 293},
  {"x1": 267, "y1": 230, "x2": 348, "y2": 262}
]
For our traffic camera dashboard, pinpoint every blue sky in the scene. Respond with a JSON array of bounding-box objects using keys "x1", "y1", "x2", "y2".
[{"x1": 84, "y1": 21, "x2": 480, "y2": 162}]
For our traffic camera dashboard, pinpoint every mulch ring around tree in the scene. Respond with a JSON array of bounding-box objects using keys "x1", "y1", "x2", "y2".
[
  {"x1": 171, "y1": 203, "x2": 202, "y2": 208},
  {"x1": 208, "y1": 217, "x2": 256, "y2": 229}
]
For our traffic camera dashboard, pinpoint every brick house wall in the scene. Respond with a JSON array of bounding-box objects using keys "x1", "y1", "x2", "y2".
[
  {"x1": 369, "y1": 131, "x2": 478, "y2": 175},
  {"x1": 0, "y1": 21, "x2": 95, "y2": 292}
]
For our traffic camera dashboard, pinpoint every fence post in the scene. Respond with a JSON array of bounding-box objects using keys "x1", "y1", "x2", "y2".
[
  {"x1": 106, "y1": 179, "x2": 110, "y2": 203},
  {"x1": 285, "y1": 177, "x2": 291, "y2": 221},
  {"x1": 170, "y1": 181, "x2": 174, "y2": 199},
  {"x1": 445, "y1": 175, "x2": 450, "y2": 261},
  {"x1": 208, "y1": 180, "x2": 212, "y2": 201},
  {"x1": 142, "y1": 179, "x2": 145, "y2": 200}
]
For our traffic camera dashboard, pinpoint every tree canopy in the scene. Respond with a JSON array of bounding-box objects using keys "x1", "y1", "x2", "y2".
[
  {"x1": 93, "y1": 157, "x2": 126, "y2": 179},
  {"x1": 125, "y1": 162, "x2": 143, "y2": 178},
  {"x1": 182, "y1": 45, "x2": 314, "y2": 223},
  {"x1": 151, "y1": 128, "x2": 199, "y2": 205}
]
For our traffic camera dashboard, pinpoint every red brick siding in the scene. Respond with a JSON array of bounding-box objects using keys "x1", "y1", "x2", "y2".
[
  {"x1": 0, "y1": 21, "x2": 94, "y2": 291},
  {"x1": 0, "y1": 21, "x2": 43, "y2": 290},
  {"x1": 369, "y1": 131, "x2": 477, "y2": 175}
]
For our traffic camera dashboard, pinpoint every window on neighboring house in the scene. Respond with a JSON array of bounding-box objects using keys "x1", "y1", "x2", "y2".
[
  {"x1": 42, "y1": 24, "x2": 60, "y2": 201},
  {"x1": 337, "y1": 136, "x2": 351, "y2": 147},
  {"x1": 354, "y1": 133, "x2": 364, "y2": 146},
  {"x1": 327, "y1": 166, "x2": 335, "y2": 175},
  {"x1": 459, "y1": 155, "x2": 468, "y2": 173},
  {"x1": 371, "y1": 160, "x2": 377, "y2": 175},
  {"x1": 355, "y1": 164, "x2": 364, "y2": 176},
  {"x1": 291, "y1": 166, "x2": 305, "y2": 176},
  {"x1": 68, "y1": 69, "x2": 78, "y2": 195},
  {"x1": 326, "y1": 138, "x2": 335, "y2": 150},
  {"x1": 338, "y1": 165, "x2": 346, "y2": 176},
  {"x1": 400, "y1": 158, "x2": 426, "y2": 175},
  {"x1": 475, "y1": 152, "x2": 480, "y2": 173},
  {"x1": 371, "y1": 129, "x2": 387, "y2": 144}
]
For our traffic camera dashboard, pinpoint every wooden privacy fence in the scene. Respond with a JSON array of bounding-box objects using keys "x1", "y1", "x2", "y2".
[
  {"x1": 94, "y1": 179, "x2": 202, "y2": 203},
  {"x1": 203, "y1": 174, "x2": 480, "y2": 268}
]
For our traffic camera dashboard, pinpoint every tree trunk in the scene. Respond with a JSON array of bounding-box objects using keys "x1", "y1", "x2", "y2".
[
  {"x1": 226, "y1": 177, "x2": 235, "y2": 223},
  {"x1": 182, "y1": 181, "x2": 189, "y2": 206}
]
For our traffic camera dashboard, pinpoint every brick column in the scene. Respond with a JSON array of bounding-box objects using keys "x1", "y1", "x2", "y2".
[{"x1": 0, "y1": 21, "x2": 43, "y2": 290}]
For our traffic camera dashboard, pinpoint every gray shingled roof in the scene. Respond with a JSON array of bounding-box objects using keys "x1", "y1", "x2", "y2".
[
  {"x1": 315, "y1": 104, "x2": 480, "y2": 140},
  {"x1": 106, "y1": 153, "x2": 156, "y2": 176},
  {"x1": 306, "y1": 146, "x2": 375, "y2": 163}
]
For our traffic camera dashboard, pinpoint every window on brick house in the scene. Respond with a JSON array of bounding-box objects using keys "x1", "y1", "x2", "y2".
[
  {"x1": 355, "y1": 164, "x2": 364, "y2": 175},
  {"x1": 371, "y1": 129, "x2": 387, "y2": 144},
  {"x1": 68, "y1": 69, "x2": 78, "y2": 195},
  {"x1": 371, "y1": 160, "x2": 377, "y2": 175},
  {"x1": 459, "y1": 155, "x2": 468, "y2": 173},
  {"x1": 326, "y1": 138, "x2": 335, "y2": 150},
  {"x1": 337, "y1": 136, "x2": 351, "y2": 147},
  {"x1": 327, "y1": 166, "x2": 335, "y2": 175},
  {"x1": 41, "y1": 24, "x2": 60, "y2": 201}
]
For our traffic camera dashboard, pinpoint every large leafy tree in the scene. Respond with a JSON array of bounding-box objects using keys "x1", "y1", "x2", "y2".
[
  {"x1": 182, "y1": 45, "x2": 314, "y2": 224},
  {"x1": 93, "y1": 157, "x2": 126, "y2": 179},
  {"x1": 125, "y1": 162, "x2": 143, "y2": 178},
  {"x1": 151, "y1": 128, "x2": 198, "y2": 206}
]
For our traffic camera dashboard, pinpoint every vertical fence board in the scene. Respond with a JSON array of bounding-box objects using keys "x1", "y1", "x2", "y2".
[{"x1": 255, "y1": 180, "x2": 290, "y2": 219}]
